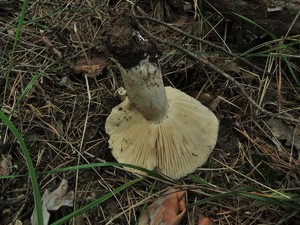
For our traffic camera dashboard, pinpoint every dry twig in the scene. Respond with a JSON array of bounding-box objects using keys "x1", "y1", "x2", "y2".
[
  {"x1": 132, "y1": 6, "x2": 300, "y2": 124},
  {"x1": 134, "y1": 14, "x2": 269, "y2": 76}
]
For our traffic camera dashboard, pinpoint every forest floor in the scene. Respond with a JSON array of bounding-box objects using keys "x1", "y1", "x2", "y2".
[{"x1": 1, "y1": 0, "x2": 300, "y2": 224}]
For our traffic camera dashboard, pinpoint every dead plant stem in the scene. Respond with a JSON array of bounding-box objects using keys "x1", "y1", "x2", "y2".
[
  {"x1": 133, "y1": 16, "x2": 299, "y2": 124},
  {"x1": 134, "y1": 14, "x2": 269, "y2": 76}
]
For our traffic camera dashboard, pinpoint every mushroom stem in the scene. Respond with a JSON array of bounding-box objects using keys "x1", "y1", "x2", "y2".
[{"x1": 119, "y1": 58, "x2": 169, "y2": 122}]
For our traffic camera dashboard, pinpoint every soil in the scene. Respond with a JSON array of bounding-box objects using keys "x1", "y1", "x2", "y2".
[
  {"x1": 0, "y1": 0, "x2": 299, "y2": 225},
  {"x1": 105, "y1": 3, "x2": 158, "y2": 68}
]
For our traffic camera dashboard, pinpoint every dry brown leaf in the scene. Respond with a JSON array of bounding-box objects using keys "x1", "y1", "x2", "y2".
[
  {"x1": 191, "y1": 92, "x2": 221, "y2": 111},
  {"x1": 72, "y1": 54, "x2": 107, "y2": 78},
  {"x1": 267, "y1": 118, "x2": 300, "y2": 151},
  {"x1": 138, "y1": 188, "x2": 187, "y2": 225},
  {"x1": 193, "y1": 92, "x2": 214, "y2": 104},
  {"x1": 0, "y1": 154, "x2": 12, "y2": 176},
  {"x1": 209, "y1": 96, "x2": 222, "y2": 112},
  {"x1": 198, "y1": 215, "x2": 215, "y2": 225}
]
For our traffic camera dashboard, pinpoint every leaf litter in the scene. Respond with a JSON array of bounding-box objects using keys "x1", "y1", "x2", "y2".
[
  {"x1": 31, "y1": 179, "x2": 74, "y2": 225},
  {"x1": 267, "y1": 118, "x2": 300, "y2": 159},
  {"x1": 266, "y1": 118, "x2": 300, "y2": 162},
  {"x1": 139, "y1": 188, "x2": 215, "y2": 225},
  {"x1": 72, "y1": 54, "x2": 108, "y2": 78},
  {"x1": 0, "y1": 154, "x2": 13, "y2": 176},
  {"x1": 1, "y1": 0, "x2": 300, "y2": 224}
]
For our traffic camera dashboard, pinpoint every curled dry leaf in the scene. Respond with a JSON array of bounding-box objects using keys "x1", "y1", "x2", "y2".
[
  {"x1": 0, "y1": 154, "x2": 12, "y2": 176},
  {"x1": 138, "y1": 188, "x2": 187, "y2": 225},
  {"x1": 31, "y1": 179, "x2": 74, "y2": 225},
  {"x1": 72, "y1": 54, "x2": 107, "y2": 78},
  {"x1": 209, "y1": 96, "x2": 222, "y2": 112}
]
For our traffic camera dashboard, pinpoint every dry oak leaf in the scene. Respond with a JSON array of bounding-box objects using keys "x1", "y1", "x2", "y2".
[{"x1": 138, "y1": 188, "x2": 187, "y2": 225}]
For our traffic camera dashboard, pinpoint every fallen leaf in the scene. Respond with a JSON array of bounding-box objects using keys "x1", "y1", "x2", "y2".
[
  {"x1": 209, "y1": 96, "x2": 222, "y2": 112},
  {"x1": 266, "y1": 118, "x2": 300, "y2": 151},
  {"x1": 31, "y1": 179, "x2": 74, "y2": 225},
  {"x1": 193, "y1": 92, "x2": 214, "y2": 104},
  {"x1": 138, "y1": 188, "x2": 187, "y2": 225},
  {"x1": 198, "y1": 215, "x2": 215, "y2": 225},
  {"x1": 0, "y1": 154, "x2": 12, "y2": 176},
  {"x1": 72, "y1": 54, "x2": 107, "y2": 78}
]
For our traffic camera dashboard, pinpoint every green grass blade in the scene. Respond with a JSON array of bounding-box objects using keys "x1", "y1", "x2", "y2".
[
  {"x1": 188, "y1": 187, "x2": 300, "y2": 211},
  {"x1": 51, "y1": 177, "x2": 144, "y2": 225},
  {"x1": 241, "y1": 41, "x2": 299, "y2": 58},
  {"x1": 188, "y1": 189, "x2": 240, "y2": 208},
  {"x1": 44, "y1": 162, "x2": 167, "y2": 180},
  {"x1": 284, "y1": 57, "x2": 300, "y2": 85},
  {"x1": 232, "y1": 12, "x2": 300, "y2": 85},
  {"x1": 0, "y1": 174, "x2": 24, "y2": 179},
  {"x1": 238, "y1": 191, "x2": 300, "y2": 210},
  {"x1": 10, "y1": 73, "x2": 43, "y2": 115},
  {"x1": 136, "y1": 181, "x2": 157, "y2": 225},
  {"x1": 232, "y1": 12, "x2": 277, "y2": 39},
  {"x1": 15, "y1": 73, "x2": 43, "y2": 106},
  {"x1": 188, "y1": 174, "x2": 217, "y2": 187},
  {"x1": 0, "y1": 162, "x2": 167, "y2": 181},
  {"x1": 2, "y1": 0, "x2": 30, "y2": 107},
  {"x1": 0, "y1": 111, "x2": 44, "y2": 225}
]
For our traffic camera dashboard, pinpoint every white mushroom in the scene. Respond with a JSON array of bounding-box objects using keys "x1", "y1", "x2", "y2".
[{"x1": 105, "y1": 57, "x2": 219, "y2": 179}]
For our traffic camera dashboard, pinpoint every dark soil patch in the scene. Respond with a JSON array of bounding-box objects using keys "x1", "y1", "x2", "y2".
[{"x1": 105, "y1": 3, "x2": 158, "y2": 68}]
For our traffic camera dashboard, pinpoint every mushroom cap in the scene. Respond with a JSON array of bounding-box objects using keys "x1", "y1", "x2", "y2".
[{"x1": 105, "y1": 86, "x2": 219, "y2": 179}]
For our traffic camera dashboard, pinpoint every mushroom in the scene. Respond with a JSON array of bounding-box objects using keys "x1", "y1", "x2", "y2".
[
  {"x1": 105, "y1": 57, "x2": 219, "y2": 179},
  {"x1": 105, "y1": 11, "x2": 218, "y2": 179}
]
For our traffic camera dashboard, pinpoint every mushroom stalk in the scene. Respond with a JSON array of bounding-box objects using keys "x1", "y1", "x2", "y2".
[
  {"x1": 105, "y1": 11, "x2": 219, "y2": 179},
  {"x1": 119, "y1": 58, "x2": 169, "y2": 122}
]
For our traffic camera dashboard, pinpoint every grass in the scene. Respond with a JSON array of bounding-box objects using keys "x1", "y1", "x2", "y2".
[
  {"x1": 51, "y1": 177, "x2": 144, "y2": 225},
  {"x1": 1, "y1": 0, "x2": 43, "y2": 223},
  {"x1": 2, "y1": 0, "x2": 30, "y2": 105},
  {"x1": 0, "y1": 0, "x2": 299, "y2": 224},
  {"x1": 233, "y1": 12, "x2": 300, "y2": 86},
  {"x1": 0, "y1": 110, "x2": 44, "y2": 225}
]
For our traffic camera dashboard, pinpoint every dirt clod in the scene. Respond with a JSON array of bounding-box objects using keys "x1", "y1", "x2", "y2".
[{"x1": 105, "y1": 3, "x2": 158, "y2": 68}]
